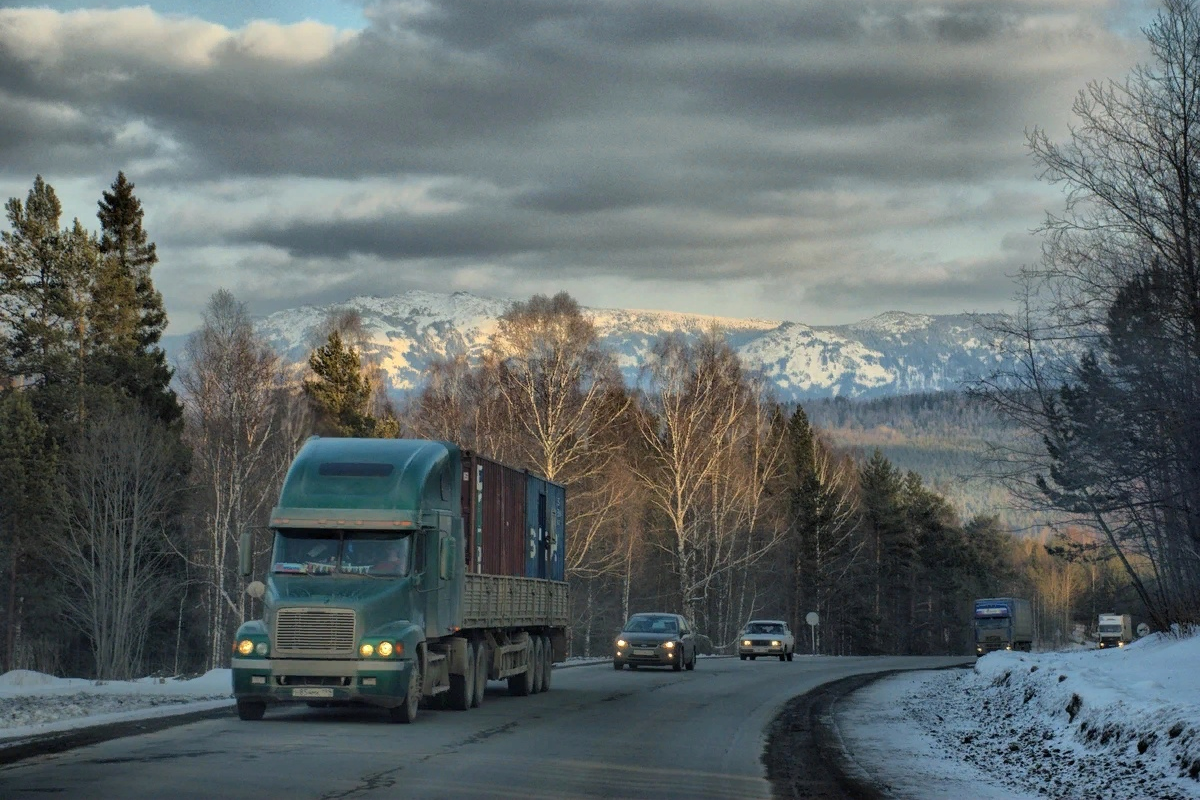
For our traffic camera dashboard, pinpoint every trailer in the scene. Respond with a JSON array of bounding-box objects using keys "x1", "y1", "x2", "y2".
[{"x1": 231, "y1": 437, "x2": 568, "y2": 723}]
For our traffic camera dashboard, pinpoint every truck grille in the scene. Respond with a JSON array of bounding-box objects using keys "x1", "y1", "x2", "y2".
[{"x1": 274, "y1": 608, "x2": 357, "y2": 657}]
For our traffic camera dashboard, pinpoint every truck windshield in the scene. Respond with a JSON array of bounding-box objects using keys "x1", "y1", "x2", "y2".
[
  {"x1": 975, "y1": 618, "x2": 1010, "y2": 629},
  {"x1": 270, "y1": 530, "x2": 412, "y2": 577},
  {"x1": 1099, "y1": 624, "x2": 1122, "y2": 633}
]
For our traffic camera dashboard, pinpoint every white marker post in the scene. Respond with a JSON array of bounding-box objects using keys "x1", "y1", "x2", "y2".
[{"x1": 805, "y1": 611, "x2": 819, "y2": 655}]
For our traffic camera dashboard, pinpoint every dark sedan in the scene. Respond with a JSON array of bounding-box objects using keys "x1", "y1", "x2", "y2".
[{"x1": 613, "y1": 612, "x2": 697, "y2": 671}]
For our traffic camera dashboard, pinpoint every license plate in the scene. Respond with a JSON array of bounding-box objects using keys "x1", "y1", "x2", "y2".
[
  {"x1": 753, "y1": 647, "x2": 769, "y2": 653},
  {"x1": 293, "y1": 687, "x2": 334, "y2": 698},
  {"x1": 632, "y1": 648, "x2": 655, "y2": 656}
]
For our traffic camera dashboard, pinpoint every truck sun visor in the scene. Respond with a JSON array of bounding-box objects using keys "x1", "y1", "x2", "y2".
[{"x1": 318, "y1": 462, "x2": 395, "y2": 477}]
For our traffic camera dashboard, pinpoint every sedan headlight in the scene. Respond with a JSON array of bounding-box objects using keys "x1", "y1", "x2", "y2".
[
  {"x1": 616, "y1": 639, "x2": 628, "y2": 648},
  {"x1": 771, "y1": 640, "x2": 781, "y2": 647},
  {"x1": 663, "y1": 641, "x2": 676, "y2": 649},
  {"x1": 742, "y1": 640, "x2": 752, "y2": 647}
]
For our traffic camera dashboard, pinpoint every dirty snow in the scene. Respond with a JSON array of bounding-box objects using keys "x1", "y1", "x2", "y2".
[{"x1": 837, "y1": 631, "x2": 1199, "y2": 799}]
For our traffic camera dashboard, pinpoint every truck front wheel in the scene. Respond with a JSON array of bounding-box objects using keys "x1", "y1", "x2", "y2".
[
  {"x1": 236, "y1": 700, "x2": 265, "y2": 721},
  {"x1": 390, "y1": 664, "x2": 421, "y2": 724}
]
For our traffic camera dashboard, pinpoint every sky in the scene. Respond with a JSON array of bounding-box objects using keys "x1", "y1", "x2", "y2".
[
  {"x1": 1, "y1": 634, "x2": 1196, "y2": 798},
  {"x1": 0, "y1": 0, "x2": 1162, "y2": 334}
]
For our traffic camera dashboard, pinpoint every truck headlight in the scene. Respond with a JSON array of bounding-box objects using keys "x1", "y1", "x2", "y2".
[
  {"x1": 663, "y1": 641, "x2": 675, "y2": 649},
  {"x1": 237, "y1": 639, "x2": 255, "y2": 656},
  {"x1": 616, "y1": 639, "x2": 627, "y2": 648},
  {"x1": 378, "y1": 641, "x2": 394, "y2": 657},
  {"x1": 360, "y1": 643, "x2": 374, "y2": 657},
  {"x1": 255, "y1": 642, "x2": 268, "y2": 656}
]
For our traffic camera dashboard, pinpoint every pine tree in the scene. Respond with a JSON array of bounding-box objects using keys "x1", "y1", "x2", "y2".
[
  {"x1": 305, "y1": 330, "x2": 377, "y2": 436},
  {"x1": 93, "y1": 172, "x2": 181, "y2": 426},
  {"x1": 0, "y1": 176, "x2": 93, "y2": 431},
  {"x1": 0, "y1": 390, "x2": 59, "y2": 671}
]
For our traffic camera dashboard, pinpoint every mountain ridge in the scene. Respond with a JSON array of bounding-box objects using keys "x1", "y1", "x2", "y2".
[{"x1": 168, "y1": 290, "x2": 1012, "y2": 401}]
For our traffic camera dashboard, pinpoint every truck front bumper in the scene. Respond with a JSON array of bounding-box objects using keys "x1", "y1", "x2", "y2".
[{"x1": 232, "y1": 657, "x2": 415, "y2": 708}]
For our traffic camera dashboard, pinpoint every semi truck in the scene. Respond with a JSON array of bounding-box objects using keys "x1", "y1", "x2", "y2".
[
  {"x1": 231, "y1": 437, "x2": 568, "y2": 723},
  {"x1": 1096, "y1": 613, "x2": 1133, "y2": 649},
  {"x1": 973, "y1": 597, "x2": 1034, "y2": 655}
]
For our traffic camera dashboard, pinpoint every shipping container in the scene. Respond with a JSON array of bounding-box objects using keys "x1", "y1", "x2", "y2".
[
  {"x1": 524, "y1": 475, "x2": 566, "y2": 581},
  {"x1": 461, "y1": 451, "x2": 527, "y2": 577}
]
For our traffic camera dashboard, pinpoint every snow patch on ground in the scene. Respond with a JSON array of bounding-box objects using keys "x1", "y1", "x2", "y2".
[{"x1": 838, "y1": 633, "x2": 1199, "y2": 800}]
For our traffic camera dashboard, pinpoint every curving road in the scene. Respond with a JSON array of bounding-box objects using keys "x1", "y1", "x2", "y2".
[{"x1": 0, "y1": 655, "x2": 969, "y2": 800}]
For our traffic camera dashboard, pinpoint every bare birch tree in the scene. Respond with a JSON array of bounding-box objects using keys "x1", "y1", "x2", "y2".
[
  {"x1": 632, "y1": 329, "x2": 784, "y2": 627},
  {"x1": 54, "y1": 405, "x2": 180, "y2": 680},
  {"x1": 178, "y1": 290, "x2": 293, "y2": 669}
]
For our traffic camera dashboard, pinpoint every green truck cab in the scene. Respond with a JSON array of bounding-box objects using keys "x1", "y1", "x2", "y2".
[{"x1": 231, "y1": 437, "x2": 567, "y2": 723}]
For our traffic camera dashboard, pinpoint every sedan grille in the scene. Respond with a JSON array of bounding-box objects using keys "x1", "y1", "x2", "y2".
[{"x1": 274, "y1": 608, "x2": 357, "y2": 657}]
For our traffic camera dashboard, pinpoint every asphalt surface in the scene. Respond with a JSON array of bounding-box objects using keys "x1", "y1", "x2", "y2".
[{"x1": 0, "y1": 659, "x2": 927, "y2": 799}]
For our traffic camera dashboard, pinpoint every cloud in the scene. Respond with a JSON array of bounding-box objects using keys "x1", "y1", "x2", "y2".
[{"x1": 0, "y1": 1, "x2": 1148, "y2": 330}]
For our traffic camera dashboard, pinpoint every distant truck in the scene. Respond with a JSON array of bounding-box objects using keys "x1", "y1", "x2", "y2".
[
  {"x1": 1096, "y1": 613, "x2": 1133, "y2": 649},
  {"x1": 231, "y1": 437, "x2": 568, "y2": 723},
  {"x1": 973, "y1": 597, "x2": 1034, "y2": 655}
]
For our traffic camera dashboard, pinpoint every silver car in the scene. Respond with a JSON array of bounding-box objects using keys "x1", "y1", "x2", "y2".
[{"x1": 613, "y1": 613, "x2": 698, "y2": 671}]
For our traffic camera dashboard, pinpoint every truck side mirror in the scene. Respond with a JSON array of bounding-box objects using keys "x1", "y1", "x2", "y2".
[{"x1": 239, "y1": 529, "x2": 253, "y2": 577}]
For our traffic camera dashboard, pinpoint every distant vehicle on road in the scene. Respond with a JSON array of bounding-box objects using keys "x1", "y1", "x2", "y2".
[
  {"x1": 973, "y1": 597, "x2": 1033, "y2": 655},
  {"x1": 739, "y1": 619, "x2": 795, "y2": 661},
  {"x1": 613, "y1": 613, "x2": 698, "y2": 671},
  {"x1": 1097, "y1": 613, "x2": 1133, "y2": 648}
]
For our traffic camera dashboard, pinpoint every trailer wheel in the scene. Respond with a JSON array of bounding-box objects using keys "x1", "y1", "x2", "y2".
[
  {"x1": 508, "y1": 643, "x2": 533, "y2": 696},
  {"x1": 540, "y1": 635, "x2": 553, "y2": 692},
  {"x1": 448, "y1": 641, "x2": 475, "y2": 711},
  {"x1": 531, "y1": 637, "x2": 545, "y2": 694},
  {"x1": 236, "y1": 700, "x2": 265, "y2": 721},
  {"x1": 471, "y1": 641, "x2": 487, "y2": 708},
  {"x1": 390, "y1": 664, "x2": 421, "y2": 724}
]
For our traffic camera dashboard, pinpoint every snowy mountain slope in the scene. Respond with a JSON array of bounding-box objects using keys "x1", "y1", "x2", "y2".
[{"x1": 167, "y1": 290, "x2": 1016, "y2": 401}]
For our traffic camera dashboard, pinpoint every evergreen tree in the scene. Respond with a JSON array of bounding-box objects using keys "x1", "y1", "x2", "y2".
[
  {"x1": 857, "y1": 450, "x2": 911, "y2": 654},
  {"x1": 0, "y1": 177, "x2": 94, "y2": 432},
  {"x1": 305, "y1": 330, "x2": 396, "y2": 436},
  {"x1": 93, "y1": 172, "x2": 181, "y2": 426},
  {"x1": 0, "y1": 391, "x2": 59, "y2": 671}
]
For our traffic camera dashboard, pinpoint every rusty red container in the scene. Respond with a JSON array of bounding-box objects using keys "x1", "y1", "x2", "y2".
[{"x1": 461, "y1": 451, "x2": 528, "y2": 577}]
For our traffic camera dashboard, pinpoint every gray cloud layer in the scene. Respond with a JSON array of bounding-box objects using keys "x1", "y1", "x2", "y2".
[{"x1": 0, "y1": 1, "x2": 1145, "y2": 331}]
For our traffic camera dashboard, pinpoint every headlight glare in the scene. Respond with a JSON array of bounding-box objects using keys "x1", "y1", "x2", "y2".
[
  {"x1": 237, "y1": 639, "x2": 254, "y2": 656},
  {"x1": 378, "y1": 641, "x2": 394, "y2": 657},
  {"x1": 616, "y1": 639, "x2": 627, "y2": 648},
  {"x1": 742, "y1": 640, "x2": 751, "y2": 647},
  {"x1": 663, "y1": 641, "x2": 676, "y2": 649},
  {"x1": 360, "y1": 643, "x2": 375, "y2": 657},
  {"x1": 772, "y1": 640, "x2": 781, "y2": 647}
]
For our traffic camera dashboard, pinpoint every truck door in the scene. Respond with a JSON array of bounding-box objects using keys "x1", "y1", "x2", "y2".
[{"x1": 536, "y1": 492, "x2": 548, "y2": 579}]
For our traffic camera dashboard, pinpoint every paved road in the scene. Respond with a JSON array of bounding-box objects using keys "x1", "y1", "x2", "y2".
[{"x1": 0, "y1": 655, "x2": 968, "y2": 800}]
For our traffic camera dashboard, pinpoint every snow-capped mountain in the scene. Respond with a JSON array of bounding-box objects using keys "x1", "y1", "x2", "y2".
[{"x1": 222, "y1": 290, "x2": 1011, "y2": 401}]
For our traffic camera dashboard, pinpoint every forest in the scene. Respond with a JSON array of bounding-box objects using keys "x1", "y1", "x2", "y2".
[{"x1": 0, "y1": 1, "x2": 1195, "y2": 680}]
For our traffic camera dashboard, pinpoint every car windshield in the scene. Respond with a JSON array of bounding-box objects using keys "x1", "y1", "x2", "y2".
[
  {"x1": 746, "y1": 623, "x2": 784, "y2": 635},
  {"x1": 270, "y1": 529, "x2": 412, "y2": 577},
  {"x1": 623, "y1": 615, "x2": 678, "y2": 634}
]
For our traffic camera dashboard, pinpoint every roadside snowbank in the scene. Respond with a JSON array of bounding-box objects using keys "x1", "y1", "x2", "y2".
[{"x1": 839, "y1": 632, "x2": 1199, "y2": 800}]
